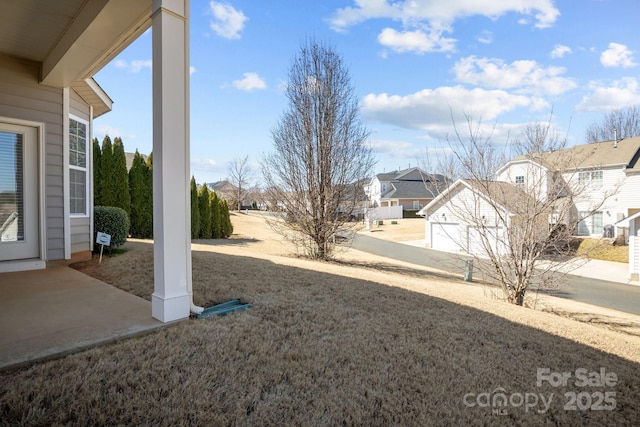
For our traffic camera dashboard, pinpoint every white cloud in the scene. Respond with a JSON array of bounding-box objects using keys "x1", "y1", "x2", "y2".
[
  {"x1": 369, "y1": 139, "x2": 423, "y2": 159},
  {"x1": 94, "y1": 124, "x2": 122, "y2": 139},
  {"x1": 420, "y1": 122, "x2": 534, "y2": 145},
  {"x1": 476, "y1": 30, "x2": 493, "y2": 45},
  {"x1": 453, "y1": 56, "x2": 576, "y2": 95},
  {"x1": 377, "y1": 27, "x2": 456, "y2": 53},
  {"x1": 190, "y1": 66, "x2": 196, "y2": 75},
  {"x1": 232, "y1": 72, "x2": 267, "y2": 91},
  {"x1": 576, "y1": 77, "x2": 640, "y2": 112},
  {"x1": 93, "y1": 125, "x2": 141, "y2": 145},
  {"x1": 329, "y1": 0, "x2": 560, "y2": 51},
  {"x1": 550, "y1": 44, "x2": 571, "y2": 59},
  {"x1": 361, "y1": 86, "x2": 548, "y2": 131},
  {"x1": 114, "y1": 59, "x2": 152, "y2": 73},
  {"x1": 209, "y1": 1, "x2": 247, "y2": 39},
  {"x1": 600, "y1": 42, "x2": 636, "y2": 68}
]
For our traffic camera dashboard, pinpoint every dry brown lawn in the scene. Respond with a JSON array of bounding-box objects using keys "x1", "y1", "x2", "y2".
[
  {"x1": 1, "y1": 212, "x2": 640, "y2": 426},
  {"x1": 363, "y1": 217, "x2": 425, "y2": 242}
]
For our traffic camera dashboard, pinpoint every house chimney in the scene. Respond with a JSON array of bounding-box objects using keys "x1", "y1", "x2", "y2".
[{"x1": 614, "y1": 128, "x2": 618, "y2": 148}]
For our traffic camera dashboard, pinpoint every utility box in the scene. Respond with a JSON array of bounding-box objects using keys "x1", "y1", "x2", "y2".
[{"x1": 464, "y1": 260, "x2": 473, "y2": 282}]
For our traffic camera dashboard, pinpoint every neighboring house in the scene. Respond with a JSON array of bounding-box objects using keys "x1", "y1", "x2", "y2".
[
  {"x1": 364, "y1": 167, "x2": 444, "y2": 211},
  {"x1": 419, "y1": 137, "x2": 640, "y2": 260},
  {"x1": 616, "y1": 212, "x2": 640, "y2": 280},
  {"x1": 1, "y1": 1, "x2": 196, "y2": 322},
  {"x1": 418, "y1": 179, "x2": 538, "y2": 255},
  {"x1": 496, "y1": 137, "x2": 640, "y2": 238}
]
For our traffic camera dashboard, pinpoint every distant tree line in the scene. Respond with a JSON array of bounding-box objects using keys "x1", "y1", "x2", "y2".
[
  {"x1": 190, "y1": 176, "x2": 233, "y2": 239},
  {"x1": 93, "y1": 136, "x2": 232, "y2": 239}
]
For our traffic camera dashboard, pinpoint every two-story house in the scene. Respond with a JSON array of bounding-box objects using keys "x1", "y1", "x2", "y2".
[
  {"x1": 364, "y1": 167, "x2": 444, "y2": 211},
  {"x1": 419, "y1": 137, "x2": 640, "y2": 259},
  {"x1": 496, "y1": 137, "x2": 640, "y2": 237}
]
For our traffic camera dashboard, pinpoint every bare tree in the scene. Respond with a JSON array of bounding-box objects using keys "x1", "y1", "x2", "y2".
[
  {"x1": 227, "y1": 155, "x2": 253, "y2": 211},
  {"x1": 425, "y1": 116, "x2": 619, "y2": 305},
  {"x1": 586, "y1": 105, "x2": 640, "y2": 143},
  {"x1": 262, "y1": 40, "x2": 375, "y2": 259}
]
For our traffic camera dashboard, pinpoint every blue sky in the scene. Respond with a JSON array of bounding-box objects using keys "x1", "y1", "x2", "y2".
[{"x1": 94, "y1": 0, "x2": 640, "y2": 184}]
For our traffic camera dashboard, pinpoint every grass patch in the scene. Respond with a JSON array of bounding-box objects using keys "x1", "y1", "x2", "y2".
[
  {"x1": 3, "y1": 240, "x2": 640, "y2": 426},
  {"x1": 575, "y1": 238, "x2": 628, "y2": 263}
]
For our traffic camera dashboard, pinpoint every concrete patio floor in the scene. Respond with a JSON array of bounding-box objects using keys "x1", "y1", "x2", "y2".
[{"x1": 0, "y1": 262, "x2": 167, "y2": 370}]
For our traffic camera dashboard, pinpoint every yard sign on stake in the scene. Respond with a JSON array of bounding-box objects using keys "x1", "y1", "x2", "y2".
[{"x1": 96, "y1": 231, "x2": 111, "y2": 263}]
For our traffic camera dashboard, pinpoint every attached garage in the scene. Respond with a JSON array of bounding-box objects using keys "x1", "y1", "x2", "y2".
[
  {"x1": 419, "y1": 179, "x2": 523, "y2": 257},
  {"x1": 430, "y1": 222, "x2": 464, "y2": 252},
  {"x1": 467, "y1": 226, "x2": 506, "y2": 256}
]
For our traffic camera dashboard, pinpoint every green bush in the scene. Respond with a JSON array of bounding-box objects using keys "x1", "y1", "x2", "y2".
[{"x1": 94, "y1": 206, "x2": 130, "y2": 250}]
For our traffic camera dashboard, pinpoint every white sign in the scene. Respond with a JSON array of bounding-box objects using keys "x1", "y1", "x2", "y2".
[{"x1": 96, "y1": 232, "x2": 111, "y2": 246}]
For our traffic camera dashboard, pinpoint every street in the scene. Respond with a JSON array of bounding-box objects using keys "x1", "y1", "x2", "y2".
[{"x1": 350, "y1": 233, "x2": 640, "y2": 315}]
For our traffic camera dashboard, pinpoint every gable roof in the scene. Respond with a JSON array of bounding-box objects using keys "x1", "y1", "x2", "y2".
[
  {"x1": 502, "y1": 136, "x2": 640, "y2": 173},
  {"x1": 375, "y1": 167, "x2": 445, "y2": 183},
  {"x1": 383, "y1": 181, "x2": 439, "y2": 200},
  {"x1": 419, "y1": 179, "x2": 539, "y2": 217}
]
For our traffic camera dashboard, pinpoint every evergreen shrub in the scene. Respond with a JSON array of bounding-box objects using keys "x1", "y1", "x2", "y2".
[{"x1": 94, "y1": 206, "x2": 130, "y2": 250}]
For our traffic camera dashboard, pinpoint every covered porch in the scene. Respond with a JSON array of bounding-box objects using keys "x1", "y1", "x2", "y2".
[
  {"x1": 0, "y1": 0, "x2": 199, "y2": 323},
  {"x1": 0, "y1": 263, "x2": 166, "y2": 369}
]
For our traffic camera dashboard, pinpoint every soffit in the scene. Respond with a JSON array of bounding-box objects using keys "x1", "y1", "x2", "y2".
[{"x1": 0, "y1": 0, "x2": 151, "y2": 87}]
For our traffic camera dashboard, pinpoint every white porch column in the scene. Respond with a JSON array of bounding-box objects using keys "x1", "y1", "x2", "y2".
[{"x1": 151, "y1": 0, "x2": 192, "y2": 322}]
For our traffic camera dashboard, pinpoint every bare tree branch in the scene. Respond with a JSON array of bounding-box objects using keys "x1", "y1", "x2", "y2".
[
  {"x1": 425, "y1": 115, "x2": 621, "y2": 305},
  {"x1": 586, "y1": 105, "x2": 640, "y2": 143},
  {"x1": 262, "y1": 40, "x2": 375, "y2": 259},
  {"x1": 227, "y1": 155, "x2": 253, "y2": 211}
]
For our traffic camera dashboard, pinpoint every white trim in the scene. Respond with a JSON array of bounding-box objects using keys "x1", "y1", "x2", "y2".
[
  {"x1": 63, "y1": 88, "x2": 71, "y2": 259},
  {"x1": 68, "y1": 114, "x2": 90, "y2": 219},
  {"x1": 89, "y1": 106, "x2": 95, "y2": 248},
  {"x1": 0, "y1": 116, "x2": 46, "y2": 267},
  {"x1": 0, "y1": 259, "x2": 46, "y2": 273}
]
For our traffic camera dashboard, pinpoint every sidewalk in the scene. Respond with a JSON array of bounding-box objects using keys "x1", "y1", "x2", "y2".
[
  {"x1": 400, "y1": 239, "x2": 637, "y2": 286},
  {"x1": 567, "y1": 258, "x2": 636, "y2": 286}
]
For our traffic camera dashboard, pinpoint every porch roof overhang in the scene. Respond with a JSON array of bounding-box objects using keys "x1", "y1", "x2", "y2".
[
  {"x1": 0, "y1": 0, "x2": 151, "y2": 112},
  {"x1": 616, "y1": 211, "x2": 640, "y2": 228}
]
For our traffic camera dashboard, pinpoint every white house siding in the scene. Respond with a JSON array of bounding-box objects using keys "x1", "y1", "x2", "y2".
[
  {"x1": 367, "y1": 177, "x2": 382, "y2": 206},
  {"x1": 618, "y1": 172, "x2": 640, "y2": 216},
  {"x1": 425, "y1": 184, "x2": 503, "y2": 252},
  {"x1": 0, "y1": 56, "x2": 65, "y2": 260},
  {"x1": 497, "y1": 161, "x2": 548, "y2": 200},
  {"x1": 564, "y1": 166, "x2": 630, "y2": 235},
  {"x1": 69, "y1": 89, "x2": 93, "y2": 255}
]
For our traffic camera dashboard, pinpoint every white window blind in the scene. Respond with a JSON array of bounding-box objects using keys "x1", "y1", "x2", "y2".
[{"x1": 0, "y1": 131, "x2": 23, "y2": 241}]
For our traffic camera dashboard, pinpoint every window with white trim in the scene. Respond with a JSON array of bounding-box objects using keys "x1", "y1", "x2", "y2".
[
  {"x1": 578, "y1": 210, "x2": 604, "y2": 235},
  {"x1": 515, "y1": 175, "x2": 525, "y2": 187},
  {"x1": 69, "y1": 117, "x2": 88, "y2": 216},
  {"x1": 578, "y1": 170, "x2": 603, "y2": 189}
]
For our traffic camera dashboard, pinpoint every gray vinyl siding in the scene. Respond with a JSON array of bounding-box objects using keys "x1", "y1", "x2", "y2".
[
  {"x1": 69, "y1": 89, "x2": 92, "y2": 254},
  {"x1": 70, "y1": 90, "x2": 90, "y2": 121},
  {"x1": 0, "y1": 55, "x2": 64, "y2": 260},
  {"x1": 71, "y1": 218, "x2": 91, "y2": 253}
]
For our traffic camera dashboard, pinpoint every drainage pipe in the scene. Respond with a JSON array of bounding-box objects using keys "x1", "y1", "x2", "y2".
[{"x1": 186, "y1": 246, "x2": 204, "y2": 315}]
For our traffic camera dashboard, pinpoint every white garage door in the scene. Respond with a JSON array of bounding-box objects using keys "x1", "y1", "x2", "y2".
[
  {"x1": 468, "y1": 226, "x2": 506, "y2": 256},
  {"x1": 430, "y1": 222, "x2": 463, "y2": 252}
]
